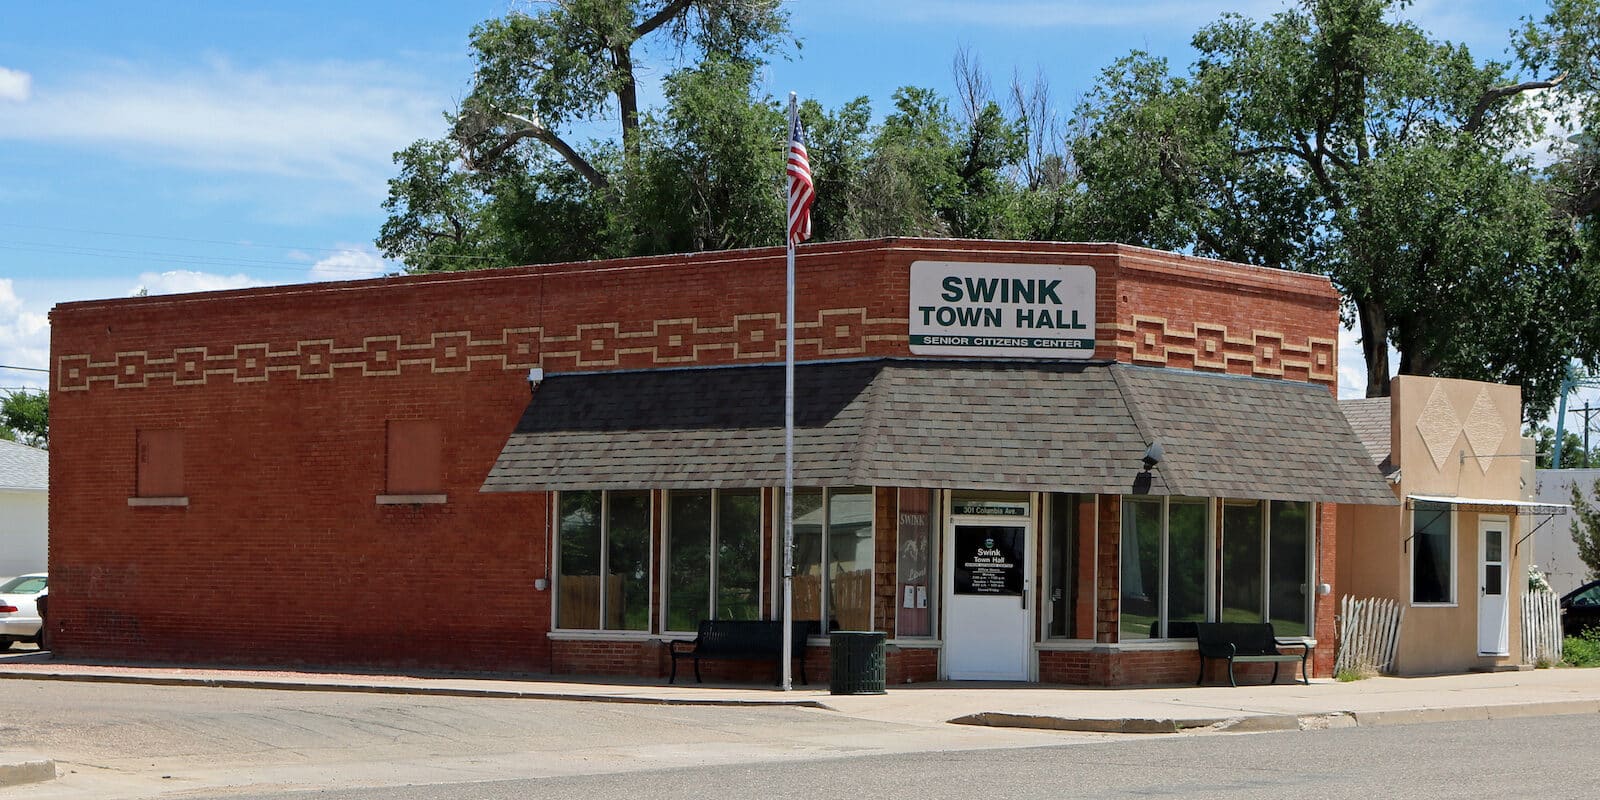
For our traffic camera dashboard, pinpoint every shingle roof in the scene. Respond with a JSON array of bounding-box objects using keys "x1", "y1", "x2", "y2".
[
  {"x1": 483, "y1": 359, "x2": 1398, "y2": 505},
  {"x1": 1338, "y1": 396, "x2": 1397, "y2": 478},
  {"x1": 1115, "y1": 367, "x2": 1398, "y2": 504},
  {"x1": 0, "y1": 439, "x2": 47, "y2": 492}
]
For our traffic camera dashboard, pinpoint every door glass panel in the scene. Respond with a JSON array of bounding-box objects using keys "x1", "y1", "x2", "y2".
[
  {"x1": 1485, "y1": 564, "x2": 1504, "y2": 596},
  {"x1": 953, "y1": 525, "x2": 1025, "y2": 596},
  {"x1": 1486, "y1": 530, "x2": 1503, "y2": 563}
]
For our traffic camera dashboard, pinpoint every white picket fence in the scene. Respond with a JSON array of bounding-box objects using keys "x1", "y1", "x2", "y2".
[
  {"x1": 1522, "y1": 589, "x2": 1562, "y2": 665},
  {"x1": 1335, "y1": 596, "x2": 1405, "y2": 675}
]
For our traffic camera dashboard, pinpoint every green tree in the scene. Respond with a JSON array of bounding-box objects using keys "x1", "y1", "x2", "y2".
[
  {"x1": 1064, "y1": 0, "x2": 1600, "y2": 420},
  {"x1": 0, "y1": 390, "x2": 47, "y2": 449},
  {"x1": 379, "y1": 1, "x2": 791, "y2": 271},
  {"x1": 1570, "y1": 479, "x2": 1600, "y2": 580}
]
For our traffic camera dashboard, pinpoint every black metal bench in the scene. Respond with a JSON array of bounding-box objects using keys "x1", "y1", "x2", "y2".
[
  {"x1": 1194, "y1": 622, "x2": 1313, "y2": 686},
  {"x1": 668, "y1": 620, "x2": 812, "y2": 685}
]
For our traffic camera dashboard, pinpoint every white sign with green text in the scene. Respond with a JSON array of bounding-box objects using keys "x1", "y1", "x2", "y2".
[{"x1": 909, "y1": 261, "x2": 1096, "y2": 358}]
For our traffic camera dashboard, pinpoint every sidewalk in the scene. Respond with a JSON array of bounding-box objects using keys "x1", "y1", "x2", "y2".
[{"x1": 3, "y1": 651, "x2": 1598, "y2": 785}]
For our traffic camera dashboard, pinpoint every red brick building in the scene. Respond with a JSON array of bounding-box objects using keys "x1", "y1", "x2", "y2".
[{"x1": 47, "y1": 238, "x2": 1394, "y2": 685}]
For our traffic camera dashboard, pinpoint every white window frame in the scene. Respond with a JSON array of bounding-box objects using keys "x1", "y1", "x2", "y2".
[
  {"x1": 661, "y1": 488, "x2": 765, "y2": 634},
  {"x1": 1120, "y1": 495, "x2": 1216, "y2": 640},
  {"x1": 1219, "y1": 499, "x2": 1319, "y2": 630},
  {"x1": 552, "y1": 489, "x2": 656, "y2": 633},
  {"x1": 1409, "y1": 501, "x2": 1458, "y2": 607},
  {"x1": 771, "y1": 486, "x2": 876, "y2": 634}
]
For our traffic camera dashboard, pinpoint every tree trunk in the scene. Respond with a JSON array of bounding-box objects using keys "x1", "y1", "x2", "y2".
[
  {"x1": 1355, "y1": 295, "x2": 1390, "y2": 398},
  {"x1": 614, "y1": 44, "x2": 640, "y2": 160}
]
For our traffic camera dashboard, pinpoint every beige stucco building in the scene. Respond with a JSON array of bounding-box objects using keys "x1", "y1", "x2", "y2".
[{"x1": 1338, "y1": 375, "x2": 1556, "y2": 675}]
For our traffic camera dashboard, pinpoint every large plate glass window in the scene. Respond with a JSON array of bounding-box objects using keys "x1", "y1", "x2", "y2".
[
  {"x1": 781, "y1": 487, "x2": 874, "y2": 633},
  {"x1": 1119, "y1": 496, "x2": 1210, "y2": 639},
  {"x1": 1411, "y1": 501, "x2": 1454, "y2": 605},
  {"x1": 1221, "y1": 499, "x2": 1315, "y2": 634},
  {"x1": 665, "y1": 489, "x2": 762, "y2": 631},
  {"x1": 556, "y1": 490, "x2": 651, "y2": 631}
]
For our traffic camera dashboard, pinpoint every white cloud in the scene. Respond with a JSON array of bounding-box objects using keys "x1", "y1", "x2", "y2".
[
  {"x1": 131, "y1": 270, "x2": 266, "y2": 296},
  {"x1": 0, "y1": 67, "x2": 31, "y2": 103},
  {"x1": 0, "y1": 58, "x2": 447, "y2": 196},
  {"x1": 0, "y1": 280, "x2": 51, "y2": 390},
  {"x1": 307, "y1": 246, "x2": 393, "y2": 282},
  {"x1": 1337, "y1": 318, "x2": 1402, "y2": 400}
]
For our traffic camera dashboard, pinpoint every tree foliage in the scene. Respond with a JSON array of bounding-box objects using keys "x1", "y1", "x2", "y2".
[
  {"x1": 1063, "y1": 0, "x2": 1600, "y2": 420},
  {"x1": 378, "y1": 0, "x2": 1600, "y2": 424},
  {"x1": 0, "y1": 390, "x2": 47, "y2": 449},
  {"x1": 1570, "y1": 479, "x2": 1600, "y2": 581}
]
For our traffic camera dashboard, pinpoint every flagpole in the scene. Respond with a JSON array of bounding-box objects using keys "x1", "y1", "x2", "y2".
[{"x1": 780, "y1": 91, "x2": 798, "y2": 692}]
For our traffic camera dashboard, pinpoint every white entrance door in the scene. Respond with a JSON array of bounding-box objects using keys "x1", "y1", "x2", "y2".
[
  {"x1": 1478, "y1": 516, "x2": 1510, "y2": 656},
  {"x1": 945, "y1": 520, "x2": 1032, "y2": 680}
]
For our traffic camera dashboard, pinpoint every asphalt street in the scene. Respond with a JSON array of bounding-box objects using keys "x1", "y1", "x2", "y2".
[
  {"x1": 209, "y1": 713, "x2": 1599, "y2": 800},
  {"x1": 4, "y1": 676, "x2": 1597, "y2": 798}
]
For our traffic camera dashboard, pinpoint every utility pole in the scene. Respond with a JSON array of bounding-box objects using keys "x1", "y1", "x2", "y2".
[{"x1": 1578, "y1": 405, "x2": 1600, "y2": 469}]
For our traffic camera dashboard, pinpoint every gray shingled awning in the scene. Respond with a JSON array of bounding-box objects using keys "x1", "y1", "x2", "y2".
[{"x1": 482, "y1": 359, "x2": 1399, "y2": 505}]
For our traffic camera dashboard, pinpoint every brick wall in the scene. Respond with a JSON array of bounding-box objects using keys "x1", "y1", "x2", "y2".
[{"x1": 47, "y1": 238, "x2": 1342, "y2": 677}]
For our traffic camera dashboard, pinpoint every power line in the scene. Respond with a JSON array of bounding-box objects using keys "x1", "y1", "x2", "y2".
[
  {"x1": 0, "y1": 365, "x2": 47, "y2": 374},
  {"x1": 0, "y1": 221, "x2": 503, "y2": 264}
]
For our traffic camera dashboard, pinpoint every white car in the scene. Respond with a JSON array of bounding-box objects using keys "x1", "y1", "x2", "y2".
[{"x1": 0, "y1": 574, "x2": 46, "y2": 650}]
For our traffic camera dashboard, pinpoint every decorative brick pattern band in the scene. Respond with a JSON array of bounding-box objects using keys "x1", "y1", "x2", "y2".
[
  {"x1": 56, "y1": 308, "x2": 901, "y2": 392},
  {"x1": 57, "y1": 312, "x2": 1332, "y2": 392}
]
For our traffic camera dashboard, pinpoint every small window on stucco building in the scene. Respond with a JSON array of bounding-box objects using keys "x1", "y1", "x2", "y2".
[
  {"x1": 136, "y1": 429, "x2": 184, "y2": 498},
  {"x1": 383, "y1": 420, "x2": 443, "y2": 499}
]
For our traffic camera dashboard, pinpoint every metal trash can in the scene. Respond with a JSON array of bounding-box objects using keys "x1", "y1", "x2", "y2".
[{"x1": 829, "y1": 630, "x2": 887, "y2": 695}]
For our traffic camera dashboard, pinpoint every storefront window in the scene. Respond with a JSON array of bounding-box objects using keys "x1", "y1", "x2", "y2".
[
  {"x1": 1119, "y1": 498, "x2": 1162, "y2": 640},
  {"x1": 1412, "y1": 501, "x2": 1453, "y2": 604},
  {"x1": 1120, "y1": 496, "x2": 1212, "y2": 640},
  {"x1": 779, "y1": 487, "x2": 875, "y2": 632},
  {"x1": 1222, "y1": 500, "x2": 1264, "y2": 623},
  {"x1": 896, "y1": 489, "x2": 938, "y2": 638},
  {"x1": 1047, "y1": 493, "x2": 1093, "y2": 639},
  {"x1": 665, "y1": 489, "x2": 762, "y2": 631},
  {"x1": 556, "y1": 490, "x2": 651, "y2": 631},
  {"x1": 1268, "y1": 501, "x2": 1311, "y2": 636},
  {"x1": 1221, "y1": 498, "x2": 1315, "y2": 633},
  {"x1": 1166, "y1": 498, "x2": 1207, "y2": 637},
  {"x1": 716, "y1": 490, "x2": 762, "y2": 622}
]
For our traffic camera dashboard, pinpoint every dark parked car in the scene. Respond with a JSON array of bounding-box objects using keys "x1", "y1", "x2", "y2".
[{"x1": 1561, "y1": 579, "x2": 1600, "y2": 638}]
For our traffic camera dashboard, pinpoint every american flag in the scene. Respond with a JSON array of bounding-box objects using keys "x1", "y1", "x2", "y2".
[{"x1": 786, "y1": 114, "x2": 814, "y2": 246}]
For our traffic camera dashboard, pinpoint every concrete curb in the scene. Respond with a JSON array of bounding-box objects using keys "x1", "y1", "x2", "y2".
[
  {"x1": 0, "y1": 755, "x2": 56, "y2": 787},
  {"x1": 0, "y1": 670, "x2": 836, "y2": 711},
  {"x1": 952, "y1": 701, "x2": 1600, "y2": 734}
]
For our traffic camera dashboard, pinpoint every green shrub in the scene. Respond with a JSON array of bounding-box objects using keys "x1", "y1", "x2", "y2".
[
  {"x1": 1562, "y1": 630, "x2": 1600, "y2": 667},
  {"x1": 1335, "y1": 666, "x2": 1375, "y2": 682}
]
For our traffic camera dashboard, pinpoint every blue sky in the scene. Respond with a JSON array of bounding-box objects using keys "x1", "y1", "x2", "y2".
[{"x1": 0, "y1": 0, "x2": 1556, "y2": 405}]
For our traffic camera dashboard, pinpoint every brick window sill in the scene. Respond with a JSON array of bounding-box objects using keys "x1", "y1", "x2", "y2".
[
  {"x1": 128, "y1": 496, "x2": 189, "y2": 507},
  {"x1": 376, "y1": 494, "x2": 447, "y2": 505}
]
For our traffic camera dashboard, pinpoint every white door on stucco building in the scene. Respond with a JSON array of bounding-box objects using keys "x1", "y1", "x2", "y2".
[{"x1": 1478, "y1": 516, "x2": 1511, "y2": 656}]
